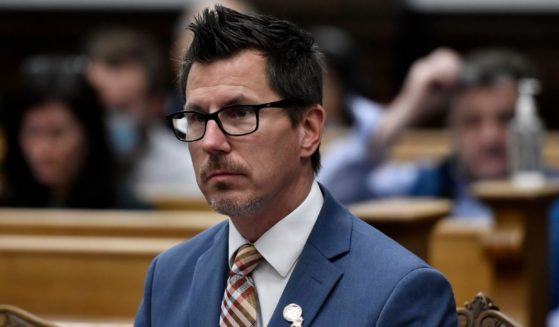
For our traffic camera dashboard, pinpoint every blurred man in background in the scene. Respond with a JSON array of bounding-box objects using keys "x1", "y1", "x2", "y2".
[
  {"x1": 319, "y1": 48, "x2": 534, "y2": 220},
  {"x1": 320, "y1": 47, "x2": 559, "y2": 314},
  {"x1": 86, "y1": 28, "x2": 201, "y2": 201}
]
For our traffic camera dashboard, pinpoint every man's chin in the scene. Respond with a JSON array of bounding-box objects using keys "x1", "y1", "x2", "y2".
[{"x1": 207, "y1": 194, "x2": 262, "y2": 218}]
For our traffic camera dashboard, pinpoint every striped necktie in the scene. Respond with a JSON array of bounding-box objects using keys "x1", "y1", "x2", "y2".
[{"x1": 220, "y1": 243, "x2": 264, "y2": 327}]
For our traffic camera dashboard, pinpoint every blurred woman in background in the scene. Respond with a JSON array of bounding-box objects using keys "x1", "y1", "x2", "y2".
[{"x1": 0, "y1": 56, "x2": 147, "y2": 209}]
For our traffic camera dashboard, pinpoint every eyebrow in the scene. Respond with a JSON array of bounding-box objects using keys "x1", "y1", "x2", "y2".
[
  {"x1": 183, "y1": 95, "x2": 251, "y2": 112},
  {"x1": 222, "y1": 95, "x2": 248, "y2": 107},
  {"x1": 183, "y1": 103, "x2": 204, "y2": 112}
]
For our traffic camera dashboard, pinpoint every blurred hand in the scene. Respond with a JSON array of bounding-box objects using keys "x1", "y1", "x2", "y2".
[
  {"x1": 371, "y1": 48, "x2": 461, "y2": 156},
  {"x1": 392, "y1": 47, "x2": 462, "y2": 123}
]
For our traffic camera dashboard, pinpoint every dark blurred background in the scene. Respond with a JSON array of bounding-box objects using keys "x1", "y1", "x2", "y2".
[{"x1": 1, "y1": 0, "x2": 558, "y2": 126}]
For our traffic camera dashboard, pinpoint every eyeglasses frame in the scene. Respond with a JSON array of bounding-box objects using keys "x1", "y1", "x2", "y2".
[{"x1": 166, "y1": 99, "x2": 303, "y2": 142}]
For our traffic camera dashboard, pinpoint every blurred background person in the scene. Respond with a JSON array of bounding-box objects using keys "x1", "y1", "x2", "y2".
[
  {"x1": 318, "y1": 47, "x2": 460, "y2": 204},
  {"x1": 319, "y1": 48, "x2": 533, "y2": 220},
  {"x1": 0, "y1": 56, "x2": 146, "y2": 209},
  {"x1": 86, "y1": 28, "x2": 201, "y2": 201},
  {"x1": 311, "y1": 25, "x2": 377, "y2": 147},
  {"x1": 319, "y1": 46, "x2": 559, "y2": 313}
]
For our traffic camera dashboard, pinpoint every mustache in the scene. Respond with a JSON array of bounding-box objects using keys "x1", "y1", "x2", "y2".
[
  {"x1": 200, "y1": 154, "x2": 249, "y2": 181},
  {"x1": 478, "y1": 146, "x2": 506, "y2": 157}
]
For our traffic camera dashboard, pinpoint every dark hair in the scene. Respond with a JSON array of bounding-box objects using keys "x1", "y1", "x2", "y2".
[
  {"x1": 457, "y1": 48, "x2": 536, "y2": 91},
  {"x1": 179, "y1": 5, "x2": 324, "y2": 173},
  {"x1": 1, "y1": 56, "x2": 119, "y2": 208},
  {"x1": 86, "y1": 28, "x2": 167, "y2": 95}
]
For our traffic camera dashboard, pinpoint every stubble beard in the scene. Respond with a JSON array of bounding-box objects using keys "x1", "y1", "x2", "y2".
[
  {"x1": 198, "y1": 153, "x2": 264, "y2": 217},
  {"x1": 207, "y1": 182, "x2": 264, "y2": 218}
]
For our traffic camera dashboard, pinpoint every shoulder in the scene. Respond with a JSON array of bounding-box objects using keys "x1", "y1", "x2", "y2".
[
  {"x1": 153, "y1": 220, "x2": 228, "y2": 271},
  {"x1": 349, "y1": 216, "x2": 429, "y2": 273},
  {"x1": 375, "y1": 265, "x2": 457, "y2": 326},
  {"x1": 144, "y1": 220, "x2": 227, "y2": 299},
  {"x1": 318, "y1": 188, "x2": 431, "y2": 277},
  {"x1": 319, "y1": 185, "x2": 428, "y2": 273},
  {"x1": 341, "y1": 216, "x2": 456, "y2": 325},
  {"x1": 312, "y1": 192, "x2": 456, "y2": 324}
]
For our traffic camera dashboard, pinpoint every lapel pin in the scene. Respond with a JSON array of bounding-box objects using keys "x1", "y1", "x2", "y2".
[{"x1": 283, "y1": 303, "x2": 303, "y2": 327}]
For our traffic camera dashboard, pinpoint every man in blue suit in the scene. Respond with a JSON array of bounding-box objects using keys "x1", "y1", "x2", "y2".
[{"x1": 135, "y1": 5, "x2": 457, "y2": 326}]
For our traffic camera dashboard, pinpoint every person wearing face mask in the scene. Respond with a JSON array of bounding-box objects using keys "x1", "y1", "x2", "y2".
[
  {"x1": 0, "y1": 56, "x2": 147, "y2": 209},
  {"x1": 86, "y1": 28, "x2": 202, "y2": 201}
]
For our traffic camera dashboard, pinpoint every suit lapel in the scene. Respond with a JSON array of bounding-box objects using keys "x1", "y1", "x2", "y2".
[
  {"x1": 268, "y1": 187, "x2": 353, "y2": 326},
  {"x1": 187, "y1": 223, "x2": 229, "y2": 326}
]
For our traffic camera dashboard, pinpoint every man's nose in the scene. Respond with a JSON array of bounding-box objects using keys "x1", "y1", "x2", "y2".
[
  {"x1": 478, "y1": 120, "x2": 507, "y2": 150},
  {"x1": 481, "y1": 120, "x2": 504, "y2": 141},
  {"x1": 200, "y1": 120, "x2": 232, "y2": 153}
]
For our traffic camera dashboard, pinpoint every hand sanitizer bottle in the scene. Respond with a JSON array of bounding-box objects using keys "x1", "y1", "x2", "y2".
[{"x1": 508, "y1": 78, "x2": 545, "y2": 188}]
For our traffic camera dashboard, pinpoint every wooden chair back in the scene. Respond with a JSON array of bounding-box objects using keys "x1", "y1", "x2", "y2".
[
  {"x1": 0, "y1": 305, "x2": 56, "y2": 327},
  {"x1": 457, "y1": 293, "x2": 522, "y2": 327}
]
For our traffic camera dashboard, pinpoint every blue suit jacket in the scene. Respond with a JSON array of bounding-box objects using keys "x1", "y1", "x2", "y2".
[{"x1": 135, "y1": 188, "x2": 457, "y2": 326}]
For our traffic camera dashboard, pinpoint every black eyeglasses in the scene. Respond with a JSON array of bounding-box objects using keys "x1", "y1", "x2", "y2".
[{"x1": 166, "y1": 99, "x2": 302, "y2": 142}]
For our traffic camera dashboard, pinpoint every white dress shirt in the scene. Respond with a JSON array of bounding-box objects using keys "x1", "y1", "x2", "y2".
[{"x1": 227, "y1": 181, "x2": 324, "y2": 327}]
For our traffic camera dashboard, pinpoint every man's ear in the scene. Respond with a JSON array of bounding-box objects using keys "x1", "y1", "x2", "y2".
[{"x1": 300, "y1": 104, "x2": 325, "y2": 159}]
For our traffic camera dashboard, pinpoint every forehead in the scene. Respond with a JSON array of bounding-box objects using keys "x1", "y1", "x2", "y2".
[
  {"x1": 185, "y1": 50, "x2": 278, "y2": 109},
  {"x1": 451, "y1": 82, "x2": 518, "y2": 118},
  {"x1": 24, "y1": 101, "x2": 73, "y2": 123}
]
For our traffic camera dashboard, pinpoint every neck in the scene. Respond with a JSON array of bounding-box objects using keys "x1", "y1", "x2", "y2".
[{"x1": 230, "y1": 173, "x2": 315, "y2": 242}]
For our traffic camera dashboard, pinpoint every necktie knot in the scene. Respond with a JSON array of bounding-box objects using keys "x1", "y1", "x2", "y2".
[{"x1": 231, "y1": 243, "x2": 263, "y2": 277}]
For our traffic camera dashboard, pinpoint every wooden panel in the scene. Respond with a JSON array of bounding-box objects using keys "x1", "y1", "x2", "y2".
[
  {"x1": 0, "y1": 209, "x2": 225, "y2": 238},
  {"x1": 472, "y1": 180, "x2": 559, "y2": 327},
  {"x1": 0, "y1": 235, "x2": 181, "y2": 320},
  {"x1": 429, "y1": 219, "x2": 494, "y2": 307},
  {"x1": 390, "y1": 129, "x2": 559, "y2": 170},
  {"x1": 349, "y1": 197, "x2": 451, "y2": 261},
  {"x1": 0, "y1": 209, "x2": 225, "y2": 322}
]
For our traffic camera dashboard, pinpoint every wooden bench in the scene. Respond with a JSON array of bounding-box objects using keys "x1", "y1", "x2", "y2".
[
  {"x1": 431, "y1": 180, "x2": 559, "y2": 326},
  {"x1": 430, "y1": 219, "x2": 494, "y2": 307},
  {"x1": 470, "y1": 180, "x2": 559, "y2": 327},
  {"x1": 349, "y1": 197, "x2": 451, "y2": 261},
  {"x1": 0, "y1": 235, "x2": 181, "y2": 320},
  {"x1": 0, "y1": 209, "x2": 227, "y2": 320},
  {"x1": 0, "y1": 209, "x2": 225, "y2": 238},
  {"x1": 391, "y1": 129, "x2": 559, "y2": 169}
]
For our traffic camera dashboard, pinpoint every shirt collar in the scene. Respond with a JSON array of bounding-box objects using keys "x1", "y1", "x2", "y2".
[{"x1": 228, "y1": 181, "x2": 324, "y2": 277}]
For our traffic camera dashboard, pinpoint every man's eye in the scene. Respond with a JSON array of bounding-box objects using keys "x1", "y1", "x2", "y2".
[
  {"x1": 227, "y1": 107, "x2": 253, "y2": 119},
  {"x1": 186, "y1": 113, "x2": 206, "y2": 123}
]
